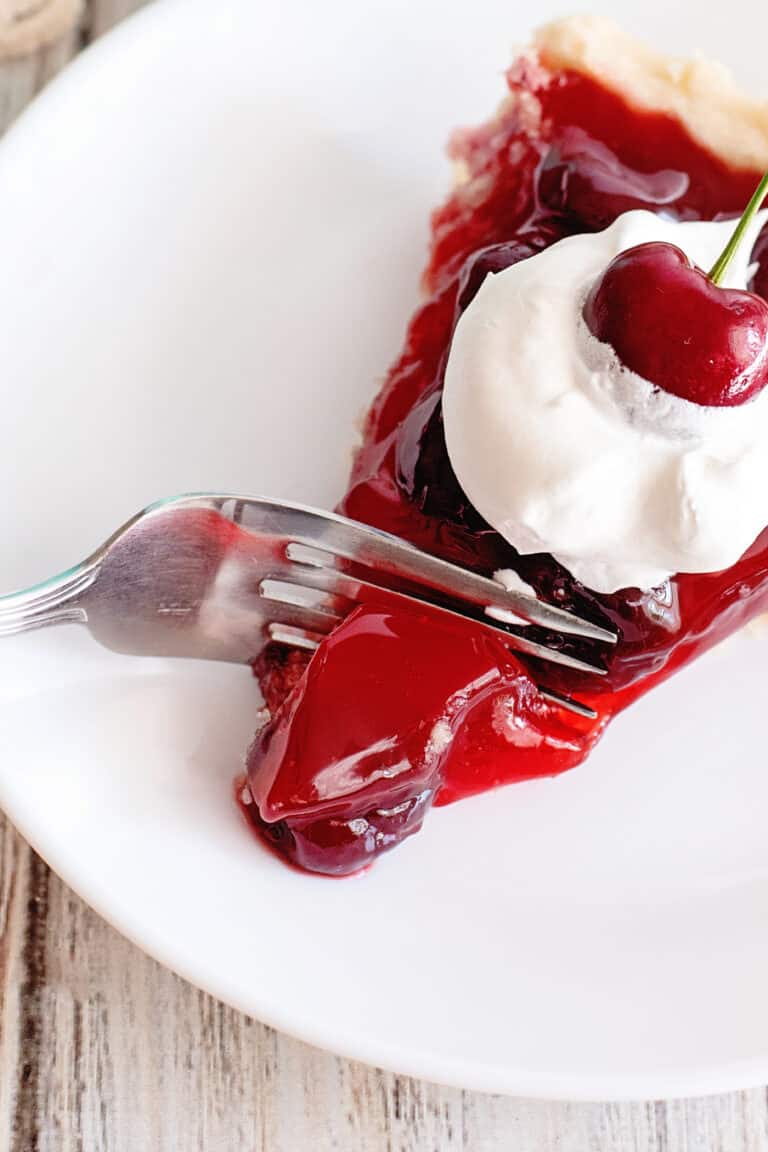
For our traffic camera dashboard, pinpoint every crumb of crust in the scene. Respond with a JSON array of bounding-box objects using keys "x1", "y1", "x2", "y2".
[
  {"x1": 447, "y1": 70, "x2": 545, "y2": 195},
  {"x1": 252, "y1": 644, "x2": 312, "y2": 714},
  {"x1": 534, "y1": 15, "x2": 768, "y2": 172},
  {"x1": 424, "y1": 718, "x2": 453, "y2": 765},
  {"x1": 492, "y1": 694, "x2": 545, "y2": 748},
  {"x1": 243, "y1": 710, "x2": 273, "y2": 768}
]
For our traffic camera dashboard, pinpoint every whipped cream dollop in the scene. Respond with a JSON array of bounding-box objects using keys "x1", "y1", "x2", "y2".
[{"x1": 443, "y1": 209, "x2": 768, "y2": 593}]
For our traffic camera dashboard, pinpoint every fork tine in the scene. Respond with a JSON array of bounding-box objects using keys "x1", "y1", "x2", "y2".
[
  {"x1": 538, "y1": 687, "x2": 597, "y2": 720},
  {"x1": 501, "y1": 632, "x2": 605, "y2": 675},
  {"x1": 266, "y1": 625, "x2": 598, "y2": 718},
  {"x1": 267, "y1": 623, "x2": 326, "y2": 651},
  {"x1": 259, "y1": 599, "x2": 341, "y2": 637},
  {"x1": 303, "y1": 542, "x2": 615, "y2": 644},
  {"x1": 267, "y1": 560, "x2": 607, "y2": 676},
  {"x1": 258, "y1": 577, "x2": 354, "y2": 619},
  {"x1": 202, "y1": 496, "x2": 617, "y2": 645}
]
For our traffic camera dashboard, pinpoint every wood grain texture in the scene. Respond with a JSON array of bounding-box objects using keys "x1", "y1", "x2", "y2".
[
  {"x1": 2, "y1": 1, "x2": 768, "y2": 1148},
  {"x1": 4, "y1": 844, "x2": 768, "y2": 1152}
]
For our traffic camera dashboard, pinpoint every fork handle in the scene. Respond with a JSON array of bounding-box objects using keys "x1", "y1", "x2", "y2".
[{"x1": 0, "y1": 560, "x2": 98, "y2": 638}]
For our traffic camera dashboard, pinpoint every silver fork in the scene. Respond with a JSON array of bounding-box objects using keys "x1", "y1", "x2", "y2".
[{"x1": 0, "y1": 493, "x2": 615, "y2": 718}]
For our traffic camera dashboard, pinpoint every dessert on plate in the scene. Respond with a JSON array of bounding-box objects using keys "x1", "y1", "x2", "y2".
[{"x1": 243, "y1": 16, "x2": 768, "y2": 875}]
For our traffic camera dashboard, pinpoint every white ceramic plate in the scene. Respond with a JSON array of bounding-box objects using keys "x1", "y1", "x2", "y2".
[{"x1": 1, "y1": 0, "x2": 767, "y2": 1101}]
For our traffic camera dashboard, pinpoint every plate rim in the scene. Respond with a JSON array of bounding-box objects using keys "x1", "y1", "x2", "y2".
[{"x1": 9, "y1": 790, "x2": 768, "y2": 1104}]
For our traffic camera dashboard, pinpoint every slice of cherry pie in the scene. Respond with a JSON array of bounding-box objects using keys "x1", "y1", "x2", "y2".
[{"x1": 243, "y1": 17, "x2": 768, "y2": 875}]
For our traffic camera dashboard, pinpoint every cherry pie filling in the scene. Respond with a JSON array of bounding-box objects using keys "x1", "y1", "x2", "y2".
[{"x1": 244, "y1": 64, "x2": 768, "y2": 875}]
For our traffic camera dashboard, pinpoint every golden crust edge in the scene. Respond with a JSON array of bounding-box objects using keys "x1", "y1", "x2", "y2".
[{"x1": 533, "y1": 15, "x2": 768, "y2": 172}]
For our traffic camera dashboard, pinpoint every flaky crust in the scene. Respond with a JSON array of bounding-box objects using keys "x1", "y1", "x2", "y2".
[{"x1": 534, "y1": 16, "x2": 768, "y2": 171}]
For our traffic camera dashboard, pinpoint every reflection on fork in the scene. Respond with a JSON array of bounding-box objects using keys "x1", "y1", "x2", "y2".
[{"x1": 0, "y1": 493, "x2": 616, "y2": 718}]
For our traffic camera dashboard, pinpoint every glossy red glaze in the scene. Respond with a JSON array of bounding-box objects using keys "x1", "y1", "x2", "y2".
[
  {"x1": 246, "y1": 605, "x2": 595, "y2": 875},
  {"x1": 584, "y1": 241, "x2": 768, "y2": 406},
  {"x1": 246, "y1": 65, "x2": 768, "y2": 875}
]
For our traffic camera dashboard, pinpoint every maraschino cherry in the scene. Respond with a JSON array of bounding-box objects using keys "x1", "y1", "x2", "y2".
[{"x1": 584, "y1": 171, "x2": 768, "y2": 407}]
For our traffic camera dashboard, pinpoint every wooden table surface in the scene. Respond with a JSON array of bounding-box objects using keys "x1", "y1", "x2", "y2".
[{"x1": 2, "y1": 2, "x2": 768, "y2": 1148}]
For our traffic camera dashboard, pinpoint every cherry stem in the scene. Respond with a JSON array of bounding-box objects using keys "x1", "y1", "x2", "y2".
[{"x1": 709, "y1": 169, "x2": 768, "y2": 286}]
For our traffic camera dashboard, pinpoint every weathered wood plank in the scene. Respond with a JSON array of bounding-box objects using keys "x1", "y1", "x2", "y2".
[
  {"x1": 85, "y1": 0, "x2": 145, "y2": 42},
  {"x1": 4, "y1": 830, "x2": 768, "y2": 1152},
  {"x1": 0, "y1": 23, "x2": 79, "y2": 134},
  {"x1": 0, "y1": 820, "x2": 29, "y2": 1152}
]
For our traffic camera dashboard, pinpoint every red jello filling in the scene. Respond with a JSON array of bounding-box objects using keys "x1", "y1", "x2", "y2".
[
  {"x1": 245, "y1": 62, "x2": 768, "y2": 874},
  {"x1": 247, "y1": 604, "x2": 599, "y2": 874}
]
